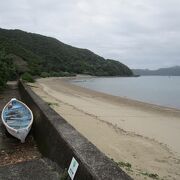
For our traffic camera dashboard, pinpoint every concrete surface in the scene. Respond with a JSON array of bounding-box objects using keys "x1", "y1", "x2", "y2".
[
  {"x1": 0, "y1": 82, "x2": 63, "y2": 179},
  {"x1": 0, "y1": 158, "x2": 62, "y2": 180}
]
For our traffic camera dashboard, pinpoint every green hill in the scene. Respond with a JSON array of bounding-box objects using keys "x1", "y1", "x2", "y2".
[{"x1": 0, "y1": 28, "x2": 133, "y2": 89}]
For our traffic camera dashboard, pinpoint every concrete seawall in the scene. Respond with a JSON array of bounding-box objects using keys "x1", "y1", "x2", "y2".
[{"x1": 19, "y1": 81, "x2": 132, "y2": 180}]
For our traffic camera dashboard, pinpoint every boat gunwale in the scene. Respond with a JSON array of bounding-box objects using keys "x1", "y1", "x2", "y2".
[{"x1": 1, "y1": 99, "x2": 33, "y2": 133}]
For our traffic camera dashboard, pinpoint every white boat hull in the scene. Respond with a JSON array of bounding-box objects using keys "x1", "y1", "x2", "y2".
[
  {"x1": 6, "y1": 124, "x2": 32, "y2": 143},
  {"x1": 1, "y1": 98, "x2": 33, "y2": 143}
]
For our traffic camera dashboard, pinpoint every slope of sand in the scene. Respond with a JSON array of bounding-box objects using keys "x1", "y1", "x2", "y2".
[{"x1": 30, "y1": 77, "x2": 180, "y2": 180}]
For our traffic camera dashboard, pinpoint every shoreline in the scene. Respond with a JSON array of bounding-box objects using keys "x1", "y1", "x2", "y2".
[
  {"x1": 70, "y1": 76, "x2": 180, "y2": 113},
  {"x1": 29, "y1": 77, "x2": 180, "y2": 180},
  {"x1": 48, "y1": 77, "x2": 180, "y2": 116}
]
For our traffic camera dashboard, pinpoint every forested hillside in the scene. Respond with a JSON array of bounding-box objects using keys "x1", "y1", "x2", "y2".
[{"x1": 0, "y1": 28, "x2": 133, "y2": 90}]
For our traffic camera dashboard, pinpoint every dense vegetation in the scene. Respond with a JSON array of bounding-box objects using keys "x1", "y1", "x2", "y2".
[
  {"x1": 0, "y1": 50, "x2": 17, "y2": 90},
  {"x1": 0, "y1": 28, "x2": 133, "y2": 90}
]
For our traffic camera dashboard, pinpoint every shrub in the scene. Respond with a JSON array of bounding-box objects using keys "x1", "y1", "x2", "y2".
[
  {"x1": 21, "y1": 72, "x2": 35, "y2": 83},
  {"x1": 0, "y1": 50, "x2": 16, "y2": 91},
  {"x1": 49, "y1": 71, "x2": 59, "y2": 77},
  {"x1": 40, "y1": 72, "x2": 50, "y2": 78}
]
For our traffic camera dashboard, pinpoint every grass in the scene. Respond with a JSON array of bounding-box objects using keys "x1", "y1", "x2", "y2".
[
  {"x1": 110, "y1": 158, "x2": 133, "y2": 171},
  {"x1": 117, "y1": 161, "x2": 132, "y2": 168},
  {"x1": 112, "y1": 159, "x2": 161, "y2": 179},
  {"x1": 27, "y1": 84, "x2": 38, "y2": 88},
  {"x1": 60, "y1": 169, "x2": 69, "y2": 180},
  {"x1": 117, "y1": 161, "x2": 133, "y2": 173},
  {"x1": 141, "y1": 172, "x2": 159, "y2": 179},
  {"x1": 47, "y1": 102, "x2": 59, "y2": 107}
]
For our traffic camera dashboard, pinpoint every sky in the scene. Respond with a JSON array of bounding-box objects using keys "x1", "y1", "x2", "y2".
[{"x1": 0, "y1": 0, "x2": 180, "y2": 69}]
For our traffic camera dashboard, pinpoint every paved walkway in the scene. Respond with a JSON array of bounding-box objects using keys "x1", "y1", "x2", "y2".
[
  {"x1": 0, "y1": 82, "x2": 63, "y2": 179},
  {"x1": 0, "y1": 158, "x2": 63, "y2": 180}
]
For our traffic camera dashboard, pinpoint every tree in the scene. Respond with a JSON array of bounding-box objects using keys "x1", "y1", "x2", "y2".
[
  {"x1": 0, "y1": 50, "x2": 17, "y2": 91},
  {"x1": 0, "y1": 51, "x2": 9, "y2": 90},
  {"x1": 0, "y1": 28, "x2": 133, "y2": 77}
]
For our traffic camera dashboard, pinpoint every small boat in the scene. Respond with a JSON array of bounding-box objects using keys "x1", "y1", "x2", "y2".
[{"x1": 1, "y1": 98, "x2": 33, "y2": 143}]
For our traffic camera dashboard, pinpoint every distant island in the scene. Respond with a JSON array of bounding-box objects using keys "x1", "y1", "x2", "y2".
[{"x1": 133, "y1": 66, "x2": 180, "y2": 76}]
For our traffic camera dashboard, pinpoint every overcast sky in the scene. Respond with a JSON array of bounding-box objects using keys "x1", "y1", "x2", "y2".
[{"x1": 0, "y1": 0, "x2": 180, "y2": 69}]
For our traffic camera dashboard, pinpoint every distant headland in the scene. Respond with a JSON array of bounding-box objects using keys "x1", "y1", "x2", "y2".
[{"x1": 133, "y1": 66, "x2": 180, "y2": 76}]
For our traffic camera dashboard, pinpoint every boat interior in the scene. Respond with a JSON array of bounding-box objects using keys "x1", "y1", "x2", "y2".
[{"x1": 3, "y1": 101, "x2": 31, "y2": 129}]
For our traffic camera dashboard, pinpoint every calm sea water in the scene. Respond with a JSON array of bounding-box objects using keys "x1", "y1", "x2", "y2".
[{"x1": 71, "y1": 76, "x2": 180, "y2": 109}]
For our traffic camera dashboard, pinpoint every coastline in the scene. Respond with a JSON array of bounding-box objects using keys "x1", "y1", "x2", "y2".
[
  {"x1": 68, "y1": 76, "x2": 180, "y2": 116},
  {"x1": 29, "y1": 77, "x2": 180, "y2": 180}
]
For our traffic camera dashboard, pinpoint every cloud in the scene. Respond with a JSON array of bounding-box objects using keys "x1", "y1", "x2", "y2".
[{"x1": 0, "y1": 0, "x2": 180, "y2": 69}]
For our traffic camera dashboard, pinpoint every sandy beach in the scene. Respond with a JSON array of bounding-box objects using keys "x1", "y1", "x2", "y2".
[{"x1": 30, "y1": 77, "x2": 180, "y2": 180}]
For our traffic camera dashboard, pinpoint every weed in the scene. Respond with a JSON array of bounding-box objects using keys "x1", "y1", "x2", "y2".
[
  {"x1": 47, "y1": 102, "x2": 59, "y2": 106},
  {"x1": 117, "y1": 161, "x2": 132, "y2": 168},
  {"x1": 60, "y1": 169, "x2": 69, "y2": 180},
  {"x1": 141, "y1": 172, "x2": 159, "y2": 179}
]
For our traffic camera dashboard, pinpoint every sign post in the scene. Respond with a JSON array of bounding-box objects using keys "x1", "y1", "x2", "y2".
[{"x1": 68, "y1": 157, "x2": 79, "y2": 180}]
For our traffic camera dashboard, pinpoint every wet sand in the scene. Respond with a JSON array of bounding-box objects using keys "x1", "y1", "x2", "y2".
[{"x1": 30, "y1": 77, "x2": 180, "y2": 180}]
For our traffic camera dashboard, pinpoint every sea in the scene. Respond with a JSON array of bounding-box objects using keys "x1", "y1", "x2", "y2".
[{"x1": 71, "y1": 76, "x2": 180, "y2": 109}]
